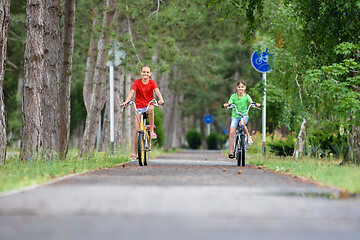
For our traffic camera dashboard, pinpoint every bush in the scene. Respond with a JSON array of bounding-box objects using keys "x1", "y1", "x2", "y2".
[
  {"x1": 307, "y1": 128, "x2": 348, "y2": 157},
  {"x1": 206, "y1": 132, "x2": 219, "y2": 150},
  {"x1": 186, "y1": 129, "x2": 201, "y2": 149},
  {"x1": 268, "y1": 135, "x2": 295, "y2": 156}
]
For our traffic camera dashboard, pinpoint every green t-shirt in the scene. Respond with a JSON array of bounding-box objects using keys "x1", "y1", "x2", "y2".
[{"x1": 228, "y1": 93, "x2": 252, "y2": 118}]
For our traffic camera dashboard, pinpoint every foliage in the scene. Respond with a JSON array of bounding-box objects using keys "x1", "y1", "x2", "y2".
[
  {"x1": 307, "y1": 120, "x2": 349, "y2": 158},
  {"x1": 268, "y1": 135, "x2": 296, "y2": 156},
  {"x1": 304, "y1": 43, "x2": 360, "y2": 126},
  {"x1": 185, "y1": 129, "x2": 201, "y2": 149},
  {"x1": 207, "y1": 0, "x2": 265, "y2": 44},
  {"x1": 5, "y1": 3, "x2": 26, "y2": 143}
]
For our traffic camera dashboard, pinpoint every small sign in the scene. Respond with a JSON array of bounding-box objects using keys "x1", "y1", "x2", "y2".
[
  {"x1": 251, "y1": 49, "x2": 271, "y2": 73},
  {"x1": 204, "y1": 115, "x2": 213, "y2": 124},
  {"x1": 107, "y1": 41, "x2": 126, "y2": 67}
]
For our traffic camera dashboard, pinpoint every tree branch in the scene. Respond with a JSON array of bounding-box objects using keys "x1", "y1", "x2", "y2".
[
  {"x1": 6, "y1": 60, "x2": 18, "y2": 69},
  {"x1": 126, "y1": 5, "x2": 142, "y2": 66},
  {"x1": 294, "y1": 74, "x2": 302, "y2": 104}
]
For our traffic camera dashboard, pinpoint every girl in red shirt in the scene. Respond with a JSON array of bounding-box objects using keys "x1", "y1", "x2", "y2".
[{"x1": 121, "y1": 65, "x2": 164, "y2": 159}]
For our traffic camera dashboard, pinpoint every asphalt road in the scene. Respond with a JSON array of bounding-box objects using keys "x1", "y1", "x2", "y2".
[{"x1": 1, "y1": 150, "x2": 360, "y2": 240}]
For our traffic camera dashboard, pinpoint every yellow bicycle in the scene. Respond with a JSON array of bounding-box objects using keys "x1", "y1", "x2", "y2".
[{"x1": 125, "y1": 99, "x2": 163, "y2": 166}]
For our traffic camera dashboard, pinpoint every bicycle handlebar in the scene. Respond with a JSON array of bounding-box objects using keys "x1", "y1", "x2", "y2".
[
  {"x1": 124, "y1": 99, "x2": 163, "y2": 113},
  {"x1": 225, "y1": 102, "x2": 261, "y2": 117}
]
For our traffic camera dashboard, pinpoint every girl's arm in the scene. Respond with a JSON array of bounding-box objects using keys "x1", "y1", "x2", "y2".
[
  {"x1": 154, "y1": 88, "x2": 164, "y2": 105},
  {"x1": 121, "y1": 89, "x2": 135, "y2": 106},
  {"x1": 249, "y1": 100, "x2": 261, "y2": 107}
]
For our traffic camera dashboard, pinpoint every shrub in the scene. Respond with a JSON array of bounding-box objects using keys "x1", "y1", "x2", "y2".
[
  {"x1": 307, "y1": 128, "x2": 348, "y2": 157},
  {"x1": 186, "y1": 129, "x2": 201, "y2": 149},
  {"x1": 206, "y1": 132, "x2": 219, "y2": 150},
  {"x1": 268, "y1": 135, "x2": 295, "y2": 156}
]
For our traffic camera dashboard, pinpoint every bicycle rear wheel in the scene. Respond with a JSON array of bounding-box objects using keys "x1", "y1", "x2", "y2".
[
  {"x1": 240, "y1": 135, "x2": 246, "y2": 167},
  {"x1": 137, "y1": 132, "x2": 146, "y2": 166}
]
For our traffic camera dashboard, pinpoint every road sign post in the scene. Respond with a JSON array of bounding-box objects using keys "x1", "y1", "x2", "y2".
[
  {"x1": 251, "y1": 49, "x2": 271, "y2": 156},
  {"x1": 107, "y1": 41, "x2": 126, "y2": 154},
  {"x1": 203, "y1": 115, "x2": 213, "y2": 136}
]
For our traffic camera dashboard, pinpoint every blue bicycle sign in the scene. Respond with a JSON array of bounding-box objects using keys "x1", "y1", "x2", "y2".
[{"x1": 251, "y1": 49, "x2": 271, "y2": 73}]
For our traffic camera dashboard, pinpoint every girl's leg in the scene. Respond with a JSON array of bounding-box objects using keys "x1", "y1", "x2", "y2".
[
  {"x1": 229, "y1": 127, "x2": 236, "y2": 153},
  {"x1": 147, "y1": 105, "x2": 155, "y2": 135},
  {"x1": 133, "y1": 113, "x2": 141, "y2": 155},
  {"x1": 240, "y1": 118, "x2": 253, "y2": 145},
  {"x1": 240, "y1": 118, "x2": 250, "y2": 138}
]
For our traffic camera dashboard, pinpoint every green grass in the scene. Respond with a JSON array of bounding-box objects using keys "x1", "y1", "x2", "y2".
[
  {"x1": 0, "y1": 147, "x2": 175, "y2": 193},
  {"x1": 247, "y1": 153, "x2": 360, "y2": 193},
  {"x1": 0, "y1": 148, "x2": 131, "y2": 193}
]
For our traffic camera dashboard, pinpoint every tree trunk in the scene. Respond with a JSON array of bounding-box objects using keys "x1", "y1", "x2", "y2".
[
  {"x1": 162, "y1": 68, "x2": 182, "y2": 150},
  {"x1": 160, "y1": 73, "x2": 171, "y2": 150},
  {"x1": 58, "y1": 0, "x2": 75, "y2": 159},
  {"x1": 21, "y1": 0, "x2": 45, "y2": 161},
  {"x1": 293, "y1": 118, "x2": 309, "y2": 159},
  {"x1": 42, "y1": 0, "x2": 61, "y2": 159},
  {"x1": 83, "y1": 7, "x2": 99, "y2": 113},
  {"x1": 344, "y1": 123, "x2": 360, "y2": 164},
  {"x1": 0, "y1": 0, "x2": 11, "y2": 164},
  {"x1": 124, "y1": 72, "x2": 133, "y2": 146},
  {"x1": 80, "y1": 0, "x2": 116, "y2": 156},
  {"x1": 114, "y1": 67, "x2": 124, "y2": 147},
  {"x1": 200, "y1": 112, "x2": 208, "y2": 150}
]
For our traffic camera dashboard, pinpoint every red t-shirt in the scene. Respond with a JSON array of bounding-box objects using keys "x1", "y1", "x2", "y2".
[{"x1": 131, "y1": 79, "x2": 158, "y2": 109}]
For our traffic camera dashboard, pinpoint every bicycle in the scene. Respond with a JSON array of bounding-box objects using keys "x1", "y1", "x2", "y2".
[
  {"x1": 124, "y1": 99, "x2": 163, "y2": 166},
  {"x1": 224, "y1": 102, "x2": 261, "y2": 167}
]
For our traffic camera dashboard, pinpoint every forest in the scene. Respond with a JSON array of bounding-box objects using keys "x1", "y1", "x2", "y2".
[{"x1": 0, "y1": 0, "x2": 359, "y2": 164}]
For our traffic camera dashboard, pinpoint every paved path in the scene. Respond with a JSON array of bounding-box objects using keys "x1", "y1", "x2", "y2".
[{"x1": 1, "y1": 150, "x2": 360, "y2": 240}]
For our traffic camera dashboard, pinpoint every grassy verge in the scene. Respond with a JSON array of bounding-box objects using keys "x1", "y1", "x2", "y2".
[
  {"x1": 0, "y1": 147, "x2": 174, "y2": 193},
  {"x1": 0, "y1": 148, "x2": 132, "y2": 193},
  {"x1": 246, "y1": 153, "x2": 360, "y2": 193}
]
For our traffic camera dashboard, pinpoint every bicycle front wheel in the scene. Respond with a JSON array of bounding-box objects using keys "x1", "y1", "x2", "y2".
[
  {"x1": 240, "y1": 135, "x2": 246, "y2": 167},
  {"x1": 143, "y1": 131, "x2": 150, "y2": 166},
  {"x1": 235, "y1": 136, "x2": 241, "y2": 166},
  {"x1": 137, "y1": 132, "x2": 146, "y2": 166}
]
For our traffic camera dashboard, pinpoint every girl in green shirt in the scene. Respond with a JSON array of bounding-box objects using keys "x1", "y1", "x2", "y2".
[{"x1": 223, "y1": 81, "x2": 260, "y2": 159}]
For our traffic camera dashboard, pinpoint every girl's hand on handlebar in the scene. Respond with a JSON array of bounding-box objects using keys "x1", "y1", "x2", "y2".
[
  {"x1": 120, "y1": 101, "x2": 127, "y2": 107},
  {"x1": 223, "y1": 103, "x2": 230, "y2": 109},
  {"x1": 158, "y1": 100, "x2": 164, "y2": 105}
]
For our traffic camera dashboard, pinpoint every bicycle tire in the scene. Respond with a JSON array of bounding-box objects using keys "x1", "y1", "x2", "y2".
[
  {"x1": 240, "y1": 134, "x2": 246, "y2": 167},
  {"x1": 143, "y1": 131, "x2": 150, "y2": 166},
  {"x1": 236, "y1": 135, "x2": 241, "y2": 166},
  {"x1": 137, "y1": 132, "x2": 146, "y2": 166}
]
